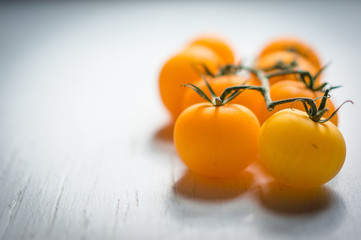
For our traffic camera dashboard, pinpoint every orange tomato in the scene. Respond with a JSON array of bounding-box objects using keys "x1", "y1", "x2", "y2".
[
  {"x1": 188, "y1": 34, "x2": 235, "y2": 64},
  {"x1": 181, "y1": 74, "x2": 265, "y2": 122},
  {"x1": 255, "y1": 51, "x2": 320, "y2": 85},
  {"x1": 174, "y1": 103, "x2": 260, "y2": 178},
  {"x1": 257, "y1": 80, "x2": 338, "y2": 125},
  {"x1": 258, "y1": 37, "x2": 321, "y2": 70},
  {"x1": 159, "y1": 45, "x2": 222, "y2": 120}
]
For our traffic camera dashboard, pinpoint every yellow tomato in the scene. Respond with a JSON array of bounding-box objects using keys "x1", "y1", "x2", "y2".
[
  {"x1": 255, "y1": 51, "x2": 320, "y2": 85},
  {"x1": 174, "y1": 103, "x2": 260, "y2": 178},
  {"x1": 159, "y1": 45, "x2": 222, "y2": 119},
  {"x1": 258, "y1": 109, "x2": 346, "y2": 188},
  {"x1": 188, "y1": 34, "x2": 235, "y2": 64},
  {"x1": 181, "y1": 74, "x2": 264, "y2": 122},
  {"x1": 258, "y1": 37, "x2": 322, "y2": 70}
]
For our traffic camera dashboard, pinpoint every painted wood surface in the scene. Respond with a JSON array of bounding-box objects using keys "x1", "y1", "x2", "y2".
[{"x1": 1, "y1": 2, "x2": 361, "y2": 239}]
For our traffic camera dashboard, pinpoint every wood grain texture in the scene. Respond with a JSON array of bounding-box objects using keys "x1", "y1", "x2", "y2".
[{"x1": 1, "y1": 1, "x2": 361, "y2": 240}]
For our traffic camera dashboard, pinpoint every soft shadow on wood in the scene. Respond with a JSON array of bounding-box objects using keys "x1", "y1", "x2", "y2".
[
  {"x1": 154, "y1": 122, "x2": 174, "y2": 142},
  {"x1": 257, "y1": 181, "x2": 333, "y2": 215},
  {"x1": 174, "y1": 170, "x2": 254, "y2": 202},
  {"x1": 150, "y1": 122, "x2": 175, "y2": 154},
  {"x1": 255, "y1": 182, "x2": 346, "y2": 237}
]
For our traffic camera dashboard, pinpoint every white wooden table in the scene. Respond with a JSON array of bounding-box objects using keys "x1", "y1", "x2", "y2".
[{"x1": 1, "y1": 1, "x2": 361, "y2": 239}]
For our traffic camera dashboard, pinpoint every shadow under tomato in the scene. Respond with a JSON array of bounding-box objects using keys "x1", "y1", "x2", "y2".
[
  {"x1": 173, "y1": 169, "x2": 254, "y2": 202},
  {"x1": 167, "y1": 169, "x2": 256, "y2": 225},
  {"x1": 154, "y1": 121, "x2": 174, "y2": 142},
  {"x1": 150, "y1": 122, "x2": 175, "y2": 155},
  {"x1": 257, "y1": 180, "x2": 333, "y2": 215},
  {"x1": 254, "y1": 182, "x2": 346, "y2": 238}
]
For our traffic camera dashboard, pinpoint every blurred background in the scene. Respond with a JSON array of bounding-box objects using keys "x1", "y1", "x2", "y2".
[
  {"x1": 1, "y1": 1, "x2": 360, "y2": 136},
  {"x1": 1, "y1": 1, "x2": 361, "y2": 240}
]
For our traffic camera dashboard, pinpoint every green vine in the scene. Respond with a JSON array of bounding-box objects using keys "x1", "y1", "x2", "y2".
[{"x1": 186, "y1": 61, "x2": 353, "y2": 123}]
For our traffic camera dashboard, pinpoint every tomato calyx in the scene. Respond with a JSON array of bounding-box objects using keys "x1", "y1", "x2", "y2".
[
  {"x1": 201, "y1": 58, "x2": 340, "y2": 93},
  {"x1": 183, "y1": 75, "x2": 247, "y2": 107},
  {"x1": 185, "y1": 59, "x2": 353, "y2": 124},
  {"x1": 290, "y1": 89, "x2": 350, "y2": 123},
  {"x1": 261, "y1": 60, "x2": 298, "y2": 72},
  {"x1": 198, "y1": 63, "x2": 239, "y2": 77},
  {"x1": 295, "y1": 90, "x2": 354, "y2": 123},
  {"x1": 265, "y1": 61, "x2": 341, "y2": 93},
  {"x1": 218, "y1": 64, "x2": 241, "y2": 76},
  {"x1": 253, "y1": 67, "x2": 354, "y2": 124},
  {"x1": 210, "y1": 64, "x2": 353, "y2": 124}
]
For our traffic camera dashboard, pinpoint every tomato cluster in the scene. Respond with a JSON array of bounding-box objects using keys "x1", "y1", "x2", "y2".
[
  {"x1": 159, "y1": 35, "x2": 235, "y2": 119},
  {"x1": 158, "y1": 35, "x2": 349, "y2": 188}
]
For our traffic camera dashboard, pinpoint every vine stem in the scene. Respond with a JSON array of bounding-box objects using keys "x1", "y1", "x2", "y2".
[
  {"x1": 188, "y1": 62, "x2": 350, "y2": 123},
  {"x1": 254, "y1": 68, "x2": 318, "y2": 114},
  {"x1": 222, "y1": 66, "x2": 319, "y2": 114}
]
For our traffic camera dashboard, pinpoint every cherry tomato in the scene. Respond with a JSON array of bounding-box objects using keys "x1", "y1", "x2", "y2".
[
  {"x1": 174, "y1": 103, "x2": 260, "y2": 178},
  {"x1": 159, "y1": 45, "x2": 222, "y2": 119},
  {"x1": 258, "y1": 37, "x2": 321, "y2": 70},
  {"x1": 255, "y1": 51, "x2": 320, "y2": 85},
  {"x1": 258, "y1": 80, "x2": 338, "y2": 125},
  {"x1": 258, "y1": 109, "x2": 346, "y2": 188},
  {"x1": 181, "y1": 74, "x2": 264, "y2": 122},
  {"x1": 188, "y1": 34, "x2": 235, "y2": 64}
]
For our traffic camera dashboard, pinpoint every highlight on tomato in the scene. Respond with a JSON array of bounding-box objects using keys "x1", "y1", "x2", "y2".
[
  {"x1": 258, "y1": 108, "x2": 346, "y2": 188},
  {"x1": 188, "y1": 34, "x2": 236, "y2": 65},
  {"x1": 181, "y1": 73, "x2": 264, "y2": 122},
  {"x1": 258, "y1": 37, "x2": 322, "y2": 70},
  {"x1": 174, "y1": 77, "x2": 260, "y2": 178}
]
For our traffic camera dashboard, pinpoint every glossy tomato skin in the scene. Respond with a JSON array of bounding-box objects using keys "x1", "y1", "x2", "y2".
[
  {"x1": 259, "y1": 109, "x2": 346, "y2": 188},
  {"x1": 258, "y1": 80, "x2": 338, "y2": 125},
  {"x1": 174, "y1": 103, "x2": 260, "y2": 178},
  {"x1": 255, "y1": 51, "x2": 320, "y2": 85},
  {"x1": 188, "y1": 34, "x2": 235, "y2": 64},
  {"x1": 258, "y1": 37, "x2": 321, "y2": 70},
  {"x1": 181, "y1": 74, "x2": 264, "y2": 122},
  {"x1": 159, "y1": 45, "x2": 222, "y2": 120}
]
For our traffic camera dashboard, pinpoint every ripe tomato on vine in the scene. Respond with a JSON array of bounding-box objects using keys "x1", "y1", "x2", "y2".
[{"x1": 174, "y1": 77, "x2": 260, "y2": 178}]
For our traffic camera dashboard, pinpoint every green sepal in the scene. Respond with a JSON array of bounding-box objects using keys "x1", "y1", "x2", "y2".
[{"x1": 182, "y1": 83, "x2": 212, "y2": 104}]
